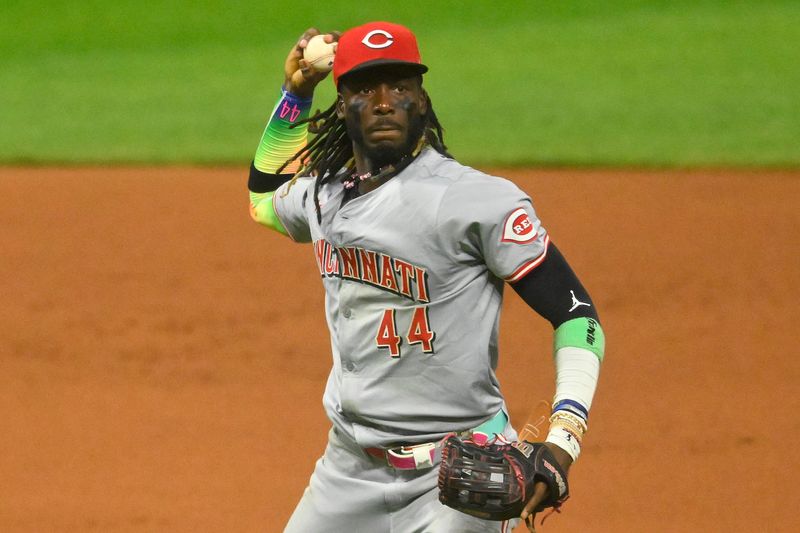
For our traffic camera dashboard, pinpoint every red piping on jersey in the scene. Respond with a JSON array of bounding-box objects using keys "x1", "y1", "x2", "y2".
[{"x1": 505, "y1": 234, "x2": 550, "y2": 283}]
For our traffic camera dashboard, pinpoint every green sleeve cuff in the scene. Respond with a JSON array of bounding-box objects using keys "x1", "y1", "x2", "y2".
[{"x1": 554, "y1": 317, "x2": 605, "y2": 361}]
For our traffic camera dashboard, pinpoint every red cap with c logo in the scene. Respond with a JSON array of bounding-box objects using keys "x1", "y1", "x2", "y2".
[{"x1": 333, "y1": 21, "x2": 428, "y2": 86}]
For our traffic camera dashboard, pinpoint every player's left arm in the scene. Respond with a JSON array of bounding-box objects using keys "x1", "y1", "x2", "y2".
[
  {"x1": 443, "y1": 175, "x2": 602, "y2": 527},
  {"x1": 511, "y1": 241, "x2": 604, "y2": 457},
  {"x1": 509, "y1": 242, "x2": 604, "y2": 525}
]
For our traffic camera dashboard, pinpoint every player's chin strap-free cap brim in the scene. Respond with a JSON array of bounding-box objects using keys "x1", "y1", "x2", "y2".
[{"x1": 337, "y1": 59, "x2": 428, "y2": 86}]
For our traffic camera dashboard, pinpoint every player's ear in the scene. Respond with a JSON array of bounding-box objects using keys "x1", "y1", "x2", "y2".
[
  {"x1": 336, "y1": 93, "x2": 345, "y2": 119},
  {"x1": 419, "y1": 88, "x2": 429, "y2": 116}
]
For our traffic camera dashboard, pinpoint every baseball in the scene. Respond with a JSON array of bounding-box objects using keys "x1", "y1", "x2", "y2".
[{"x1": 303, "y1": 34, "x2": 336, "y2": 72}]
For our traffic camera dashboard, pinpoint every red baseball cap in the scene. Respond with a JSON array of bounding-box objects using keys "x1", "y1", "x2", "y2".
[{"x1": 333, "y1": 21, "x2": 428, "y2": 86}]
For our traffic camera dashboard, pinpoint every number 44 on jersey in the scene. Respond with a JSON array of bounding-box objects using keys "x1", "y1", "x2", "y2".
[{"x1": 376, "y1": 307, "x2": 435, "y2": 357}]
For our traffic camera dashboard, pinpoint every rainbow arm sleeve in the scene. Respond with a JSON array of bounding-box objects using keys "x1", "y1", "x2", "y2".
[
  {"x1": 249, "y1": 89, "x2": 312, "y2": 233},
  {"x1": 249, "y1": 192, "x2": 287, "y2": 233}
]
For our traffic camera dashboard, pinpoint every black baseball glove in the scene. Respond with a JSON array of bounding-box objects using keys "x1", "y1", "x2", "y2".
[{"x1": 437, "y1": 435, "x2": 569, "y2": 521}]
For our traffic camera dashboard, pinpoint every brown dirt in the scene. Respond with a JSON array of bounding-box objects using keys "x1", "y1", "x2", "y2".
[{"x1": 1, "y1": 166, "x2": 798, "y2": 532}]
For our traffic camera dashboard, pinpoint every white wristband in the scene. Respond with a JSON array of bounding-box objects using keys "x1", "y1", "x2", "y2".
[{"x1": 546, "y1": 425, "x2": 582, "y2": 461}]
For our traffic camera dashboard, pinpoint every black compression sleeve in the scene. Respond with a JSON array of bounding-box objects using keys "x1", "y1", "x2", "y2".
[
  {"x1": 248, "y1": 161, "x2": 293, "y2": 193},
  {"x1": 511, "y1": 242, "x2": 599, "y2": 329}
]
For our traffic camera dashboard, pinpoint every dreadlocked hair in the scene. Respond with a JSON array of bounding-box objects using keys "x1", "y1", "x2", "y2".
[{"x1": 277, "y1": 92, "x2": 451, "y2": 223}]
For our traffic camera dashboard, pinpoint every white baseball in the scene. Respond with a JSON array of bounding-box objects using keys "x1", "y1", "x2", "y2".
[{"x1": 303, "y1": 34, "x2": 336, "y2": 72}]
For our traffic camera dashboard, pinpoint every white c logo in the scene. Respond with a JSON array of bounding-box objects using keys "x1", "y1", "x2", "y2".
[{"x1": 361, "y1": 29, "x2": 394, "y2": 49}]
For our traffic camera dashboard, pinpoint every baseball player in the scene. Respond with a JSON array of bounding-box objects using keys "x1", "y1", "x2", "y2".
[{"x1": 248, "y1": 22, "x2": 605, "y2": 532}]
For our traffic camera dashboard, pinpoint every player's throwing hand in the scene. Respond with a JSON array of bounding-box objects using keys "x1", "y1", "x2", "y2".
[{"x1": 284, "y1": 28, "x2": 340, "y2": 99}]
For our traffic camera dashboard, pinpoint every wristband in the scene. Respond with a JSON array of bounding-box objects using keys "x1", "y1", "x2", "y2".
[
  {"x1": 546, "y1": 411, "x2": 587, "y2": 461},
  {"x1": 275, "y1": 89, "x2": 313, "y2": 124},
  {"x1": 552, "y1": 399, "x2": 589, "y2": 421}
]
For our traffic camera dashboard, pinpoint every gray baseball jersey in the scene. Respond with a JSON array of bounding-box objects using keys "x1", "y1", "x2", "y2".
[{"x1": 273, "y1": 147, "x2": 548, "y2": 449}]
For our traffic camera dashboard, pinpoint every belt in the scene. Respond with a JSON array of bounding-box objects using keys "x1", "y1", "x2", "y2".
[
  {"x1": 364, "y1": 410, "x2": 508, "y2": 470},
  {"x1": 365, "y1": 442, "x2": 440, "y2": 469}
]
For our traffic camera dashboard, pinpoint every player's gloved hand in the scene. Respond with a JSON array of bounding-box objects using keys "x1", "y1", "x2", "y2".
[
  {"x1": 438, "y1": 435, "x2": 570, "y2": 530},
  {"x1": 520, "y1": 442, "x2": 572, "y2": 532},
  {"x1": 284, "y1": 28, "x2": 340, "y2": 99}
]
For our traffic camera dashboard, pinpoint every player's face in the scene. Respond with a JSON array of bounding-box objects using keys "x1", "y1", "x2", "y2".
[{"x1": 337, "y1": 66, "x2": 428, "y2": 169}]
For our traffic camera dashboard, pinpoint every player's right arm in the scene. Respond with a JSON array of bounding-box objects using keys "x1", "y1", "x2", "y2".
[{"x1": 248, "y1": 29, "x2": 337, "y2": 237}]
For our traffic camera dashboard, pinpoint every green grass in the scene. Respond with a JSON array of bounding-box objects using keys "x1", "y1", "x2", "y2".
[{"x1": 1, "y1": 0, "x2": 798, "y2": 166}]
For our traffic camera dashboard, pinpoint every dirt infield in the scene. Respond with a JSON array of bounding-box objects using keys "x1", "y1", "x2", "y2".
[{"x1": 1, "y1": 166, "x2": 798, "y2": 532}]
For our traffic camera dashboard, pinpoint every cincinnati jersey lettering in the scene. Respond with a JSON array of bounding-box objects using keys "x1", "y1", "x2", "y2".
[{"x1": 313, "y1": 239, "x2": 430, "y2": 303}]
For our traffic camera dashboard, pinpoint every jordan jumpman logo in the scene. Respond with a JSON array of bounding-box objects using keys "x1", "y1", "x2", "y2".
[{"x1": 569, "y1": 290, "x2": 591, "y2": 312}]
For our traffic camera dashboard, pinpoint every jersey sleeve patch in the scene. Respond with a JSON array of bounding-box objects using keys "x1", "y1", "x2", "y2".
[{"x1": 501, "y1": 207, "x2": 538, "y2": 244}]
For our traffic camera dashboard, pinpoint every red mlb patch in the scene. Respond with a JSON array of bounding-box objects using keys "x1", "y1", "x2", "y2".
[{"x1": 502, "y1": 207, "x2": 537, "y2": 244}]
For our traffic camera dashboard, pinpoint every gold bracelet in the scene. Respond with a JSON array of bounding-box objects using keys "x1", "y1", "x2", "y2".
[
  {"x1": 549, "y1": 414, "x2": 587, "y2": 444},
  {"x1": 550, "y1": 422, "x2": 583, "y2": 444},
  {"x1": 550, "y1": 411, "x2": 588, "y2": 433}
]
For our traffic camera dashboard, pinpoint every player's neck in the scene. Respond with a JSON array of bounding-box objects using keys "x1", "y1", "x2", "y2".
[
  {"x1": 348, "y1": 137, "x2": 425, "y2": 195},
  {"x1": 353, "y1": 149, "x2": 387, "y2": 175},
  {"x1": 352, "y1": 149, "x2": 399, "y2": 194}
]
